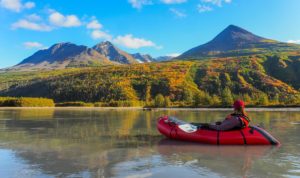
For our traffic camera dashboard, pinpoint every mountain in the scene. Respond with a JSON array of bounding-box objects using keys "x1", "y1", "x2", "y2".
[
  {"x1": 132, "y1": 53, "x2": 155, "y2": 63},
  {"x1": 132, "y1": 54, "x2": 175, "y2": 62},
  {"x1": 155, "y1": 56, "x2": 174, "y2": 61},
  {"x1": 14, "y1": 42, "x2": 112, "y2": 70},
  {"x1": 178, "y1": 25, "x2": 300, "y2": 59},
  {"x1": 11, "y1": 41, "x2": 148, "y2": 71},
  {"x1": 92, "y1": 41, "x2": 137, "y2": 64}
]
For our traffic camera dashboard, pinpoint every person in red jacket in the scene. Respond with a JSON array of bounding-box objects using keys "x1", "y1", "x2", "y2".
[{"x1": 208, "y1": 100, "x2": 250, "y2": 131}]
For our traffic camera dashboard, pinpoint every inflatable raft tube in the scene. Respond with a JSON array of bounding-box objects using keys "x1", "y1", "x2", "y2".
[{"x1": 157, "y1": 116, "x2": 280, "y2": 145}]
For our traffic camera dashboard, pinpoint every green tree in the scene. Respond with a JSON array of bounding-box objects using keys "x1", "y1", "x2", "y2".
[
  {"x1": 257, "y1": 94, "x2": 269, "y2": 106},
  {"x1": 164, "y1": 96, "x2": 171, "y2": 107},
  {"x1": 182, "y1": 88, "x2": 193, "y2": 104},
  {"x1": 242, "y1": 94, "x2": 252, "y2": 105},
  {"x1": 294, "y1": 94, "x2": 300, "y2": 105},
  {"x1": 211, "y1": 95, "x2": 221, "y2": 106},
  {"x1": 203, "y1": 92, "x2": 213, "y2": 105},
  {"x1": 221, "y1": 87, "x2": 234, "y2": 106},
  {"x1": 193, "y1": 91, "x2": 212, "y2": 107},
  {"x1": 154, "y1": 94, "x2": 165, "y2": 107},
  {"x1": 283, "y1": 94, "x2": 300, "y2": 105},
  {"x1": 193, "y1": 92, "x2": 203, "y2": 107},
  {"x1": 271, "y1": 94, "x2": 280, "y2": 105},
  {"x1": 145, "y1": 83, "x2": 152, "y2": 106}
]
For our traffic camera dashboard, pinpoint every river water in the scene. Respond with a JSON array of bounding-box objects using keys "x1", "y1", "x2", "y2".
[{"x1": 0, "y1": 108, "x2": 299, "y2": 178}]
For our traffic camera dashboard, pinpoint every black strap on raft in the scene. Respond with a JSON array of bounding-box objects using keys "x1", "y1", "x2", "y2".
[
  {"x1": 249, "y1": 127, "x2": 254, "y2": 134},
  {"x1": 169, "y1": 125, "x2": 175, "y2": 138},
  {"x1": 243, "y1": 115, "x2": 251, "y2": 123},
  {"x1": 239, "y1": 130, "x2": 247, "y2": 145},
  {"x1": 217, "y1": 130, "x2": 220, "y2": 145},
  {"x1": 167, "y1": 119, "x2": 178, "y2": 138},
  {"x1": 236, "y1": 118, "x2": 244, "y2": 128}
]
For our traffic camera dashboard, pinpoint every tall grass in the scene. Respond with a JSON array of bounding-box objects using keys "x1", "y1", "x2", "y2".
[{"x1": 0, "y1": 97, "x2": 55, "y2": 107}]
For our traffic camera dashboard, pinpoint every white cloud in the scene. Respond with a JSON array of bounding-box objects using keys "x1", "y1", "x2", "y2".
[
  {"x1": 87, "y1": 19, "x2": 102, "y2": 29},
  {"x1": 197, "y1": 0, "x2": 231, "y2": 13},
  {"x1": 197, "y1": 4, "x2": 212, "y2": 13},
  {"x1": 90, "y1": 30, "x2": 161, "y2": 49},
  {"x1": 24, "y1": 1, "x2": 34, "y2": 9},
  {"x1": 0, "y1": 0, "x2": 35, "y2": 12},
  {"x1": 12, "y1": 10, "x2": 83, "y2": 32},
  {"x1": 113, "y1": 34, "x2": 157, "y2": 49},
  {"x1": 128, "y1": 0, "x2": 187, "y2": 9},
  {"x1": 170, "y1": 8, "x2": 186, "y2": 18},
  {"x1": 167, "y1": 53, "x2": 181, "y2": 57},
  {"x1": 91, "y1": 30, "x2": 112, "y2": 41},
  {"x1": 128, "y1": 0, "x2": 152, "y2": 9},
  {"x1": 161, "y1": 0, "x2": 187, "y2": 4},
  {"x1": 26, "y1": 13, "x2": 41, "y2": 21},
  {"x1": 287, "y1": 40, "x2": 300, "y2": 44},
  {"x1": 87, "y1": 18, "x2": 109, "y2": 39},
  {"x1": 0, "y1": 0, "x2": 22, "y2": 12},
  {"x1": 201, "y1": 0, "x2": 231, "y2": 7},
  {"x1": 23, "y1": 42, "x2": 45, "y2": 49},
  {"x1": 12, "y1": 19, "x2": 52, "y2": 31},
  {"x1": 49, "y1": 11, "x2": 81, "y2": 27},
  {"x1": 86, "y1": 17, "x2": 160, "y2": 50}
]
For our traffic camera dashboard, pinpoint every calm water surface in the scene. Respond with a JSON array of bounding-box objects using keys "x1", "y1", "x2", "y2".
[{"x1": 0, "y1": 108, "x2": 299, "y2": 178}]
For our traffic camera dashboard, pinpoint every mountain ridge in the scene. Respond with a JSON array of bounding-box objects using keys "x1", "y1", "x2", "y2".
[
  {"x1": 12, "y1": 41, "x2": 156, "y2": 70},
  {"x1": 92, "y1": 41, "x2": 137, "y2": 64},
  {"x1": 178, "y1": 25, "x2": 300, "y2": 59},
  {"x1": 8, "y1": 24, "x2": 300, "y2": 71},
  {"x1": 132, "y1": 53, "x2": 155, "y2": 63}
]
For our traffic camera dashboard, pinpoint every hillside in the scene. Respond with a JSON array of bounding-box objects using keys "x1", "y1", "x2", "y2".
[
  {"x1": 1, "y1": 53, "x2": 300, "y2": 106},
  {"x1": 178, "y1": 25, "x2": 300, "y2": 59}
]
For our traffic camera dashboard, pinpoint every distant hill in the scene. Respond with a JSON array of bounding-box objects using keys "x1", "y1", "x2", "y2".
[
  {"x1": 7, "y1": 25, "x2": 300, "y2": 71},
  {"x1": 155, "y1": 56, "x2": 174, "y2": 61},
  {"x1": 178, "y1": 25, "x2": 300, "y2": 59},
  {"x1": 15, "y1": 42, "x2": 112, "y2": 70},
  {"x1": 131, "y1": 53, "x2": 155, "y2": 63},
  {"x1": 11, "y1": 41, "x2": 154, "y2": 71},
  {"x1": 92, "y1": 41, "x2": 137, "y2": 64}
]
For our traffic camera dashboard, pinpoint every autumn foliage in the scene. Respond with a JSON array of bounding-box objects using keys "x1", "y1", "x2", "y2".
[{"x1": 1, "y1": 54, "x2": 300, "y2": 107}]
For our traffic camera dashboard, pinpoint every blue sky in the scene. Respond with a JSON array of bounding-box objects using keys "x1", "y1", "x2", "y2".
[{"x1": 1, "y1": 0, "x2": 300, "y2": 68}]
